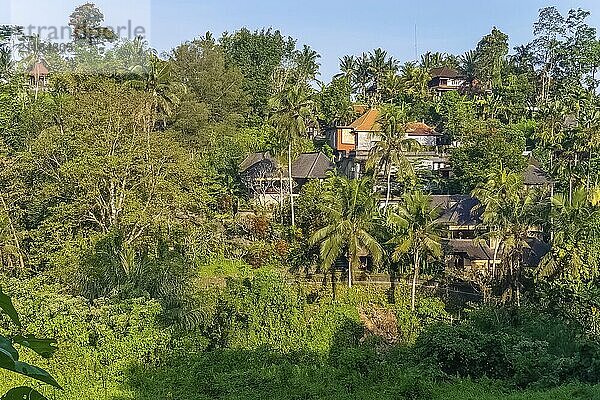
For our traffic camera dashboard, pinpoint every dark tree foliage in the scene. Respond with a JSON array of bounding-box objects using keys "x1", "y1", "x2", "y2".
[
  {"x1": 220, "y1": 28, "x2": 296, "y2": 122},
  {"x1": 450, "y1": 120, "x2": 527, "y2": 193},
  {"x1": 68, "y1": 3, "x2": 116, "y2": 45}
]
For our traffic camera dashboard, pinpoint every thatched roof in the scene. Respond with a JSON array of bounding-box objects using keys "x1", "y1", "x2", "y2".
[
  {"x1": 523, "y1": 163, "x2": 550, "y2": 186},
  {"x1": 28, "y1": 61, "x2": 49, "y2": 77},
  {"x1": 430, "y1": 67, "x2": 462, "y2": 78},
  {"x1": 444, "y1": 239, "x2": 492, "y2": 260},
  {"x1": 444, "y1": 237, "x2": 549, "y2": 266},
  {"x1": 239, "y1": 151, "x2": 275, "y2": 172},
  {"x1": 240, "y1": 151, "x2": 334, "y2": 179}
]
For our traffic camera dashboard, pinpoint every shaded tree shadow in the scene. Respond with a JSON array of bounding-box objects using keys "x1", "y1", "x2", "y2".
[{"x1": 113, "y1": 316, "x2": 430, "y2": 400}]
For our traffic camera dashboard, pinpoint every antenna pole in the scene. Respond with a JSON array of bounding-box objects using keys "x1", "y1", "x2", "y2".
[{"x1": 414, "y1": 23, "x2": 418, "y2": 61}]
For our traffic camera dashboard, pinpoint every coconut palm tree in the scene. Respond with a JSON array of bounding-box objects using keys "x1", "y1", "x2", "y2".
[
  {"x1": 420, "y1": 51, "x2": 446, "y2": 70},
  {"x1": 579, "y1": 108, "x2": 600, "y2": 190},
  {"x1": 367, "y1": 105, "x2": 420, "y2": 208},
  {"x1": 355, "y1": 53, "x2": 371, "y2": 101},
  {"x1": 537, "y1": 187, "x2": 600, "y2": 282},
  {"x1": 381, "y1": 71, "x2": 403, "y2": 103},
  {"x1": 127, "y1": 52, "x2": 180, "y2": 129},
  {"x1": 309, "y1": 175, "x2": 383, "y2": 288},
  {"x1": 368, "y1": 49, "x2": 397, "y2": 87},
  {"x1": 0, "y1": 26, "x2": 19, "y2": 81},
  {"x1": 387, "y1": 191, "x2": 444, "y2": 311},
  {"x1": 472, "y1": 166, "x2": 540, "y2": 305},
  {"x1": 399, "y1": 62, "x2": 431, "y2": 99},
  {"x1": 459, "y1": 50, "x2": 478, "y2": 89},
  {"x1": 337, "y1": 55, "x2": 357, "y2": 80},
  {"x1": 269, "y1": 84, "x2": 316, "y2": 227},
  {"x1": 0, "y1": 47, "x2": 13, "y2": 82},
  {"x1": 294, "y1": 44, "x2": 321, "y2": 85}
]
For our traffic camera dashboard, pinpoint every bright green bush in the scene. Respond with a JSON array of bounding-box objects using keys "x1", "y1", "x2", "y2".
[
  {"x1": 0, "y1": 277, "x2": 171, "y2": 399},
  {"x1": 2, "y1": 274, "x2": 600, "y2": 399},
  {"x1": 415, "y1": 307, "x2": 600, "y2": 388}
]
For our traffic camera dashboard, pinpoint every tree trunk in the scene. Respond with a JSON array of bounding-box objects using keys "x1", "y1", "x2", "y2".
[
  {"x1": 385, "y1": 166, "x2": 392, "y2": 209},
  {"x1": 515, "y1": 255, "x2": 521, "y2": 307},
  {"x1": 492, "y1": 236, "x2": 500, "y2": 280},
  {"x1": 279, "y1": 174, "x2": 284, "y2": 225},
  {"x1": 348, "y1": 251, "x2": 353, "y2": 288},
  {"x1": 348, "y1": 262, "x2": 352, "y2": 288},
  {"x1": 550, "y1": 152, "x2": 555, "y2": 241},
  {"x1": 288, "y1": 143, "x2": 295, "y2": 227},
  {"x1": 587, "y1": 147, "x2": 593, "y2": 191},
  {"x1": 570, "y1": 153, "x2": 578, "y2": 206},
  {"x1": 0, "y1": 194, "x2": 25, "y2": 271},
  {"x1": 411, "y1": 250, "x2": 420, "y2": 311},
  {"x1": 331, "y1": 267, "x2": 336, "y2": 301}
]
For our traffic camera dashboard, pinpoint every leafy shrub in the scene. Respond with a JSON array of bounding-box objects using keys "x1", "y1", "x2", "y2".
[
  {"x1": 415, "y1": 307, "x2": 600, "y2": 388},
  {"x1": 0, "y1": 276, "x2": 170, "y2": 399}
]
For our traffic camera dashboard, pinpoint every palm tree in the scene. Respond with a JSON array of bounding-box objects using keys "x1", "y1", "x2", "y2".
[
  {"x1": 17, "y1": 34, "x2": 43, "y2": 67},
  {"x1": 400, "y1": 62, "x2": 431, "y2": 99},
  {"x1": 115, "y1": 36, "x2": 148, "y2": 70},
  {"x1": 337, "y1": 55, "x2": 356, "y2": 81},
  {"x1": 472, "y1": 166, "x2": 539, "y2": 305},
  {"x1": 387, "y1": 191, "x2": 444, "y2": 311},
  {"x1": 537, "y1": 187, "x2": 600, "y2": 282},
  {"x1": 0, "y1": 46, "x2": 13, "y2": 82},
  {"x1": 381, "y1": 71, "x2": 403, "y2": 102},
  {"x1": 367, "y1": 48, "x2": 398, "y2": 102},
  {"x1": 355, "y1": 53, "x2": 371, "y2": 101},
  {"x1": 336, "y1": 55, "x2": 359, "y2": 96},
  {"x1": 294, "y1": 45, "x2": 321, "y2": 85},
  {"x1": 579, "y1": 108, "x2": 600, "y2": 190},
  {"x1": 459, "y1": 50, "x2": 478, "y2": 89},
  {"x1": 419, "y1": 51, "x2": 447, "y2": 70},
  {"x1": 367, "y1": 105, "x2": 420, "y2": 208},
  {"x1": 128, "y1": 52, "x2": 180, "y2": 129},
  {"x1": 269, "y1": 84, "x2": 316, "y2": 227},
  {"x1": 309, "y1": 175, "x2": 383, "y2": 288}
]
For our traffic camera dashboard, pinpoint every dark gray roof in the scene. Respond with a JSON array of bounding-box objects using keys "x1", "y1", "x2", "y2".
[
  {"x1": 523, "y1": 237, "x2": 550, "y2": 266},
  {"x1": 239, "y1": 152, "x2": 275, "y2": 172},
  {"x1": 443, "y1": 239, "x2": 492, "y2": 260},
  {"x1": 430, "y1": 67, "x2": 462, "y2": 78},
  {"x1": 432, "y1": 195, "x2": 482, "y2": 226},
  {"x1": 444, "y1": 237, "x2": 550, "y2": 265},
  {"x1": 240, "y1": 151, "x2": 334, "y2": 179},
  {"x1": 524, "y1": 163, "x2": 550, "y2": 186},
  {"x1": 289, "y1": 152, "x2": 335, "y2": 179}
]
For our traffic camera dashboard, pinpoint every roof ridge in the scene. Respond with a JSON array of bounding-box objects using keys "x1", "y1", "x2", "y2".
[{"x1": 307, "y1": 153, "x2": 320, "y2": 177}]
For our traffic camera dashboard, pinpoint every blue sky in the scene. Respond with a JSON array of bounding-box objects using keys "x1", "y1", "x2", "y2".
[{"x1": 3, "y1": 0, "x2": 600, "y2": 80}]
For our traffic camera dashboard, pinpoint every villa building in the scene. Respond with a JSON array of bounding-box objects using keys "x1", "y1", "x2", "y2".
[
  {"x1": 326, "y1": 108, "x2": 451, "y2": 179},
  {"x1": 428, "y1": 67, "x2": 466, "y2": 93},
  {"x1": 239, "y1": 151, "x2": 334, "y2": 205},
  {"x1": 432, "y1": 194, "x2": 549, "y2": 274},
  {"x1": 241, "y1": 108, "x2": 551, "y2": 276}
]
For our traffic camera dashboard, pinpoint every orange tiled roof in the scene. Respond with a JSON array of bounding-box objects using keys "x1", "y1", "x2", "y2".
[
  {"x1": 405, "y1": 121, "x2": 438, "y2": 135},
  {"x1": 350, "y1": 108, "x2": 381, "y2": 132},
  {"x1": 352, "y1": 104, "x2": 369, "y2": 114}
]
